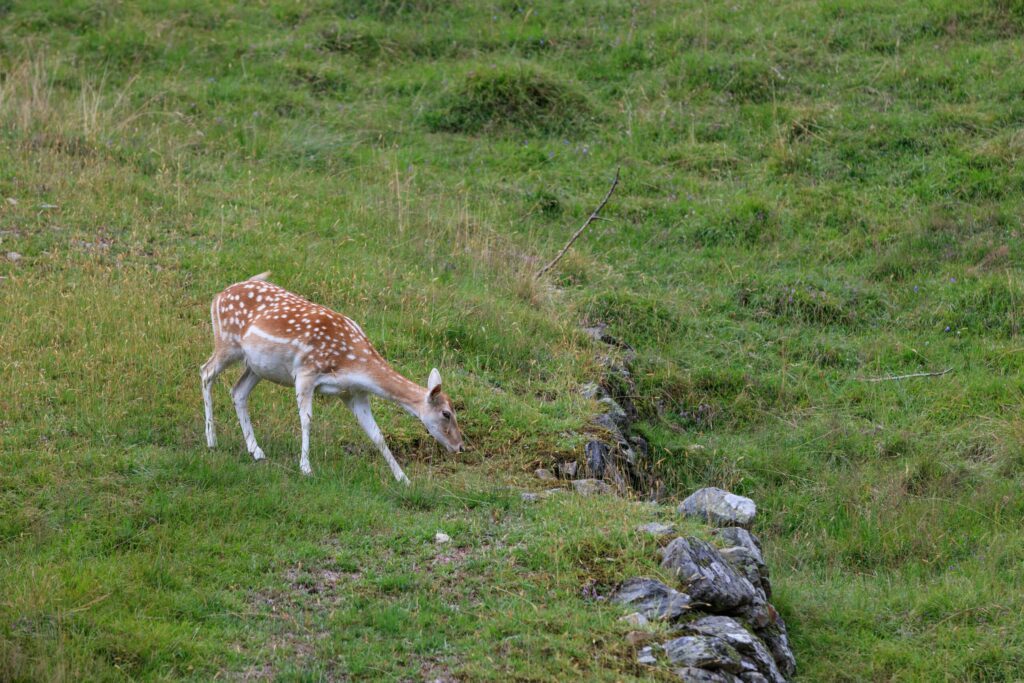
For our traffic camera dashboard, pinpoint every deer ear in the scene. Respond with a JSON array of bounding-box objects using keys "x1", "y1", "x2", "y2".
[{"x1": 427, "y1": 368, "x2": 443, "y2": 395}]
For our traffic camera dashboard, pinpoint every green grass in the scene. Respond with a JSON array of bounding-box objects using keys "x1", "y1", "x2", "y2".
[{"x1": 2, "y1": 0, "x2": 1024, "y2": 679}]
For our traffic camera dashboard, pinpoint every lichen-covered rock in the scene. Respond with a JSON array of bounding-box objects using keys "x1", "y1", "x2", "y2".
[
  {"x1": 719, "y1": 546, "x2": 771, "y2": 600},
  {"x1": 680, "y1": 488, "x2": 756, "y2": 527},
  {"x1": 611, "y1": 577, "x2": 692, "y2": 621},
  {"x1": 757, "y1": 617, "x2": 796, "y2": 678},
  {"x1": 620, "y1": 611, "x2": 649, "y2": 627},
  {"x1": 712, "y1": 527, "x2": 764, "y2": 564},
  {"x1": 572, "y1": 478, "x2": 612, "y2": 496},
  {"x1": 580, "y1": 382, "x2": 604, "y2": 400},
  {"x1": 661, "y1": 537, "x2": 759, "y2": 611},
  {"x1": 597, "y1": 396, "x2": 630, "y2": 432},
  {"x1": 637, "y1": 522, "x2": 677, "y2": 537},
  {"x1": 662, "y1": 635, "x2": 744, "y2": 673},
  {"x1": 679, "y1": 616, "x2": 785, "y2": 683},
  {"x1": 637, "y1": 646, "x2": 657, "y2": 665},
  {"x1": 673, "y1": 667, "x2": 742, "y2": 682}
]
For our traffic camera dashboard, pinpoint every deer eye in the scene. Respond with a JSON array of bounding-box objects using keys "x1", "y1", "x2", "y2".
[{"x1": 442, "y1": 410, "x2": 452, "y2": 421}]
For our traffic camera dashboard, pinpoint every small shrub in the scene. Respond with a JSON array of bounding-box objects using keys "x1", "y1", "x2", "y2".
[{"x1": 424, "y1": 64, "x2": 595, "y2": 135}]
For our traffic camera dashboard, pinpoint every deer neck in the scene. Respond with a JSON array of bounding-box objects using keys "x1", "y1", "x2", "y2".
[{"x1": 361, "y1": 364, "x2": 428, "y2": 417}]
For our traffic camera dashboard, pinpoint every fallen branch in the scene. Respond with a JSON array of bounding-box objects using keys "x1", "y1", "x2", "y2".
[
  {"x1": 534, "y1": 167, "x2": 620, "y2": 280},
  {"x1": 855, "y1": 368, "x2": 953, "y2": 383}
]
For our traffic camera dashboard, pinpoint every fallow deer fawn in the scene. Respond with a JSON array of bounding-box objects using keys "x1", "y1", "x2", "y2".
[{"x1": 200, "y1": 273, "x2": 464, "y2": 483}]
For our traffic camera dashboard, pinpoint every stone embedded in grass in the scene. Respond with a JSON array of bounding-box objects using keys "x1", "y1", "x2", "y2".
[
  {"x1": 424, "y1": 63, "x2": 595, "y2": 135},
  {"x1": 637, "y1": 522, "x2": 677, "y2": 537},
  {"x1": 671, "y1": 667, "x2": 742, "y2": 682},
  {"x1": 679, "y1": 488, "x2": 757, "y2": 527},
  {"x1": 619, "y1": 611, "x2": 650, "y2": 627},
  {"x1": 677, "y1": 616, "x2": 785, "y2": 683},
  {"x1": 521, "y1": 488, "x2": 563, "y2": 503},
  {"x1": 571, "y1": 478, "x2": 612, "y2": 496},
  {"x1": 661, "y1": 537, "x2": 759, "y2": 612},
  {"x1": 434, "y1": 532, "x2": 450, "y2": 544},
  {"x1": 534, "y1": 467, "x2": 556, "y2": 481},
  {"x1": 579, "y1": 382, "x2": 604, "y2": 399},
  {"x1": 662, "y1": 635, "x2": 744, "y2": 672},
  {"x1": 637, "y1": 645, "x2": 657, "y2": 665},
  {"x1": 611, "y1": 577, "x2": 692, "y2": 621},
  {"x1": 6, "y1": 252, "x2": 22, "y2": 263}
]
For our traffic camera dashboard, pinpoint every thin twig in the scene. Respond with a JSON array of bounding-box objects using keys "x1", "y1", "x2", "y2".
[
  {"x1": 855, "y1": 368, "x2": 953, "y2": 383},
  {"x1": 534, "y1": 167, "x2": 620, "y2": 280}
]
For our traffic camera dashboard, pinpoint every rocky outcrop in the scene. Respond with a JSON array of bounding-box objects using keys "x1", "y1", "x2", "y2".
[
  {"x1": 576, "y1": 323, "x2": 661, "y2": 498},
  {"x1": 661, "y1": 537, "x2": 760, "y2": 612},
  {"x1": 608, "y1": 488, "x2": 796, "y2": 682}
]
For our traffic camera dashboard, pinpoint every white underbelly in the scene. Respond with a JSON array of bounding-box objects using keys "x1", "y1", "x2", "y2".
[{"x1": 241, "y1": 339, "x2": 299, "y2": 386}]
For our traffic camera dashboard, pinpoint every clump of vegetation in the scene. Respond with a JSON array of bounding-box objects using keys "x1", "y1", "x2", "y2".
[{"x1": 425, "y1": 64, "x2": 595, "y2": 135}]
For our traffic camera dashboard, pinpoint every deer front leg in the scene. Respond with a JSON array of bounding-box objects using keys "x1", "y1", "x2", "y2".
[
  {"x1": 201, "y1": 351, "x2": 233, "y2": 448},
  {"x1": 295, "y1": 377, "x2": 315, "y2": 476},
  {"x1": 232, "y1": 368, "x2": 265, "y2": 461},
  {"x1": 345, "y1": 393, "x2": 410, "y2": 485}
]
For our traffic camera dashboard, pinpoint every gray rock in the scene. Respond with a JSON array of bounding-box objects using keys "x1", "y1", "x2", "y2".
[
  {"x1": 637, "y1": 646, "x2": 657, "y2": 665},
  {"x1": 674, "y1": 668, "x2": 743, "y2": 682},
  {"x1": 597, "y1": 396, "x2": 630, "y2": 432},
  {"x1": 713, "y1": 527, "x2": 764, "y2": 565},
  {"x1": 585, "y1": 440, "x2": 608, "y2": 479},
  {"x1": 611, "y1": 577, "x2": 692, "y2": 621},
  {"x1": 556, "y1": 460, "x2": 578, "y2": 479},
  {"x1": 630, "y1": 435, "x2": 650, "y2": 459},
  {"x1": 6, "y1": 251, "x2": 22, "y2": 263},
  {"x1": 534, "y1": 468, "x2": 556, "y2": 481},
  {"x1": 737, "y1": 599, "x2": 773, "y2": 630},
  {"x1": 661, "y1": 537, "x2": 759, "y2": 612},
  {"x1": 637, "y1": 522, "x2": 677, "y2": 537},
  {"x1": 680, "y1": 488, "x2": 757, "y2": 527},
  {"x1": 719, "y1": 546, "x2": 771, "y2": 600},
  {"x1": 679, "y1": 616, "x2": 785, "y2": 683},
  {"x1": 593, "y1": 411, "x2": 624, "y2": 438},
  {"x1": 580, "y1": 382, "x2": 604, "y2": 400},
  {"x1": 619, "y1": 611, "x2": 649, "y2": 627},
  {"x1": 740, "y1": 673, "x2": 769, "y2": 683},
  {"x1": 673, "y1": 668, "x2": 742, "y2": 682},
  {"x1": 520, "y1": 488, "x2": 563, "y2": 503},
  {"x1": 662, "y1": 635, "x2": 743, "y2": 673},
  {"x1": 757, "y1": 617, "x2": 796, "y2": 678},
  {"x1": 572, "y1": 478, "x2": 612, "y2": 496}
]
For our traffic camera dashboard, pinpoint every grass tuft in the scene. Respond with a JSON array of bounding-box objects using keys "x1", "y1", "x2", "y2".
[{"x1": 425, "y1": 63, "x2": 595, "y2": 136}]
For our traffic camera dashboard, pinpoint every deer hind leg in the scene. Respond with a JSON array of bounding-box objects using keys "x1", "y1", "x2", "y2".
[
  {"x1": 295, "y1": 376, "x2": 315, "y2": 476},
  {"x1": 200, "y1": 347, "x2": 237, "y2": 448},
  {"x1": 345, "y1": 393, "x2": 410, "y2": 485},
  {"x1": 231, "y1": 367, "x2": 265, "y2": 461}
]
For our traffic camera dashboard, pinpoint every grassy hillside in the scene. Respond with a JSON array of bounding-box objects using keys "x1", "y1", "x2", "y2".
[{"x1": 2, "y1": 0, "x2": 1024, "y2": 679}]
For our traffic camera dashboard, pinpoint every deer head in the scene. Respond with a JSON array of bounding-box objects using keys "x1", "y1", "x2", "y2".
[{"x1": 420, "y1": 368, "x2": 464, "y2": 453}]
